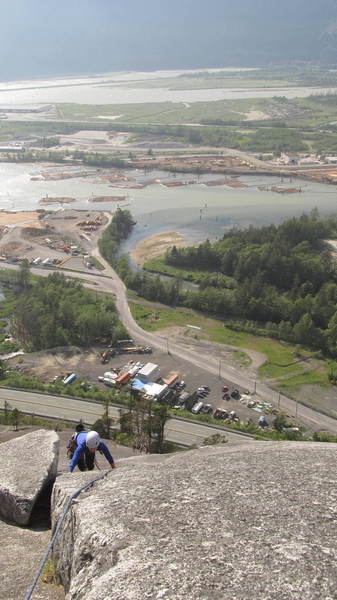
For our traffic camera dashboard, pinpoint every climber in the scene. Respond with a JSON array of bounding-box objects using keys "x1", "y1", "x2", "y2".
[
  {"x1": 68, "y1": 430, "x2": 115, "y2": 472},
  {"x1": 66, "y1": 422, "x2": 85, "y2": 460}
]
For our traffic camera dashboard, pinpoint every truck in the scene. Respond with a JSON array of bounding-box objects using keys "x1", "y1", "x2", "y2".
[
  {"x1": 63, "y1": 373, "x2": 76, "y2": 386},
  {"x1": 115, "y1": 372, "x2": 131, "y2": 388},
  {"x1": 102, "y1": 377, "x2": 115, "y2": 388},
  {"x1": 117, "y1": 339, "x2": 134, "y2": 346},
  {"x1": 119, "y1": 346, "x2": 152, "y2": 355}
]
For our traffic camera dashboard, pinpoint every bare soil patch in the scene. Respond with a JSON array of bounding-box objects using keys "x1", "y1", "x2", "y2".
[
  {"x1": 244, "y1": 109, "x2": 271, "y2": 121},
  {"x1": 0, "y1": 210, "x2": 41, "y2": 226},
  {"x1": 9, "y1": 347, "x2": 103, "y2": 382}
]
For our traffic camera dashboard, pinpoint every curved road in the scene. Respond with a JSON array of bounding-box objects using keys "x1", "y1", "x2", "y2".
[{"x1": 2, "y1": 247, "x2": 337, "y2": 434}]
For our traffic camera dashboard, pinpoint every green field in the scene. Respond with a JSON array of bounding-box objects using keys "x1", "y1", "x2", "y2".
[
  {"x1": 143, "y1": 258, "x2": 235, "y2": 287},
  {"x1": 129, "y1": 299, "x2": 329, "y2": 388},
  {"x1": 2, "y1": 95, "x2": 337, "y2": 156}
]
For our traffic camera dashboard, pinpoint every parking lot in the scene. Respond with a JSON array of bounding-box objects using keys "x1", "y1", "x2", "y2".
[
  {"x1": 10, "y1": 337, "x2": 273, "y2": 428},
  {"x1": 91, "y1": 342, "x2": 271, "y2": 426}
]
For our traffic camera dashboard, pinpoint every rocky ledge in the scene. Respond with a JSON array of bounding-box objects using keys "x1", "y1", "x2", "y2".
[
  {"x1": 51, "y1": 442, "x2": 337, "y2": 600},
  {"x1": 0, "y1": 429, "x2": 59, "y2": 525}
]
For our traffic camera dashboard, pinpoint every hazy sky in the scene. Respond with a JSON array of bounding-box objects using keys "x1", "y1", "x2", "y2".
[{"x1": 1, "y1": 0, "x2": 337, "y2": 81}]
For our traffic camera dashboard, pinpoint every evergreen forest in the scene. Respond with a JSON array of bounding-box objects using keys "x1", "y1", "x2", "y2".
[
  {"x1": 98, "y1": 208, "x2": 135, "y2": 261},
  {"x1": 13, "y1": 271, "x2": 127, "y2": 350},
  {"x1": 107, "y1": 211, "x2": 337, "y2": 358}
]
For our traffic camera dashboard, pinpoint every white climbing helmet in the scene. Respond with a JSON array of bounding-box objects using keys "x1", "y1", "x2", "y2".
[{"x1": 86, "y1": 431, "x2": 100, "y2": 449}]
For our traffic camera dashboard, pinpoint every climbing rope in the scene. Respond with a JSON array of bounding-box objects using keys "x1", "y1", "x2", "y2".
[{"x1": 22, "y1": 469, "x2": 111, "y2": 600}]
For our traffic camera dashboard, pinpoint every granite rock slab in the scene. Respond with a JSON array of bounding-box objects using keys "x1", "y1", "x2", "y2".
[
  {"x1": 0, "y1": 429, "x2": 59, "y2": 525},
  {"x1": 51, "y1": 442, "x2": 337, "y2": 600}
]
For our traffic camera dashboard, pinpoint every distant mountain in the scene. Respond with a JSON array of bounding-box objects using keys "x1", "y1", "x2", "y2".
[{"x1": 2, "y1": 0, "x2": 337, "y2": 81}]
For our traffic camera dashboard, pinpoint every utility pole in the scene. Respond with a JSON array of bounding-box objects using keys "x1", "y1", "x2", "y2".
[{"x1": 218, "y1": 359, "x2": 221, "y2": 378}]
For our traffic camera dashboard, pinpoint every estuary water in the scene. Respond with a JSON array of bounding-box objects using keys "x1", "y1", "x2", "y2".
[{"x1": 1, "y1": 163, "x2": 337, "y2": 250}]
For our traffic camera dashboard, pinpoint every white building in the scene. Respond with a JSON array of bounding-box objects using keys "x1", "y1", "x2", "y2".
[{"x1": 137, "y1": 362, "x2": 160, "y2": 382}]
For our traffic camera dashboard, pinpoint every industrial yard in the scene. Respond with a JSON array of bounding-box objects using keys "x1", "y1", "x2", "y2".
[{"x1": 0, "y1": 208, "x2": 109, "y2": 270}]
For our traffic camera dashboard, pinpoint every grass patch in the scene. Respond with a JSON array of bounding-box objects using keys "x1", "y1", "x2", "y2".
[
  {"x1": 143, "y1": 258, "x2": 204, "y2": 282},
  {"x1": 41, "y1": 557, "x2": 61, "y2": 586},
  {"x1": 0, "y1": 289, "x2": 16, "y2": 318},
  {"x1": 0, "y1": 340, "x2": 19, "y2": 354},
  {"x1": 277, "y1": 369, "x2": 329, "y2": 391},
  {"x1": 0, "y1": 408, "x2": 74, "y2": 429},
  {"x1": 130, "y1": 302, "x2": 202, "y2": 332},
  {"x1": 258, "y1": 347, "x2": 307, "y2": 378},
  {"x1": 232, "y1": 350, "x2": 252, "y2": 368}
]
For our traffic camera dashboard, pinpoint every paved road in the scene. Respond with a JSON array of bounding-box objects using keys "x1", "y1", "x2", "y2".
[
  {"x1": 0, "y1": 388, "x2": 253, "y2": 447},
  {"x1": 3, "y1": 251, "x2": 337, "y2": 434}
]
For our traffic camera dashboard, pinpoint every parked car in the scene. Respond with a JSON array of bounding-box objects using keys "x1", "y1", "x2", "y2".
[
  {"x1": 222, "y1": 385, "x2": 229, "y2": 393},
  {"x1": 201, "y1": 403, "x2": 213, "y2": 414},
  {"x1": 174, "y1": 380, "x2": 186, "y2": 390},
  {"x1": 191, "y1": 401, "x2": 204, "y2": 414},
  {"x1": 228, "y1": 410, "x2": 237, "y2": 421},
  {"x1": 213, "y1": 408, "x2": 228, "y2": 420},
  {"x1": 223, "y1": 393, "x2": 231, "y2": 401},
  {"x1": 231, "y1": 389, "x2": 240, "y2": 399}
]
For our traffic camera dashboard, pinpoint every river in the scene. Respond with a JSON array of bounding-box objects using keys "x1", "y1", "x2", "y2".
[{"x1": 0, "y1": 70, "x2": 336, "y2": 106}]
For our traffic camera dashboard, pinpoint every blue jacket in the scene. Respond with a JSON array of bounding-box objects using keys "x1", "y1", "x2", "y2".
[{"x1": 69, "y1": 431, "x2": 114, "y2": 472}]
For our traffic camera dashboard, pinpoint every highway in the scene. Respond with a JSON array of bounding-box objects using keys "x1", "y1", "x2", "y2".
[{"x1": 0, "y1": 387, "x2": 253, "y2": 447}]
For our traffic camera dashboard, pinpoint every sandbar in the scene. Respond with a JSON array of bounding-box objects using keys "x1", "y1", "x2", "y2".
[{"x1": 131, "y1": 231, "x2": 187, "y2": 265}]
